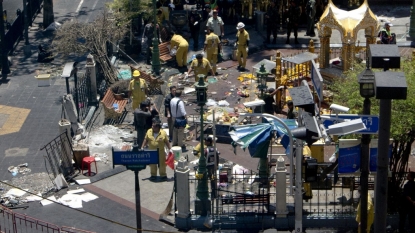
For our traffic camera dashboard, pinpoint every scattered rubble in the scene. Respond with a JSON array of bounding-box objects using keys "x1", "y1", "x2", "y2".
[{"x1": 8, "y1": 163, "x2": 31, "y2": 176}]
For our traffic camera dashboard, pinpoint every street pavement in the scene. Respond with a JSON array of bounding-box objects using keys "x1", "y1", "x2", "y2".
[{"x1": 0, "y1": 1, "x2": 414, "y2": 232}]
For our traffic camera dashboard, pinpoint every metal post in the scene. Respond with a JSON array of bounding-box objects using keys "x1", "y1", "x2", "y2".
[
  {"x1": 134, "y1": 170, "x2": 142, "y2": 233},
  {"x1": 374, "y1": 99, "x2": 391, "y2": 233},
  {"x1": 196, "y1": 104, "x2": 209, "y2": 204},
  {"x1": 374, "y1": 58, "x2": 391, "y2": 233},
  {"x1": 359, "y1": 97, "x2": 371, "y2": 233},
  {"x1": 23, "y1": 0, "x2": 31, "y2": 57},
  {"x1": 295, "y1": 138, "x2": 303, "y2": 233},
  {"x1": 65, "y1": 77, "x2": 70, "y2": 94},
  {"x1": 132, "y1": 139, "x2": 142, "y2": 233},
  {"x1": 73, "y1": 70, "x2": 80, "y2": 122},
  {"x1": 0, "y1": 0, "x2": 9, "y2": 80},
  {"x1": 151, "y1": 0, "x2": 161, "y2": 75}
]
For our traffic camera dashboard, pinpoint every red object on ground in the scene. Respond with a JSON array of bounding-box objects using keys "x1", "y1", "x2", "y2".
[
  {"x1": 166, "y1": 152, "x2": 175, "y2": 170},
  {"x1": 81, "y1": 156, "x2": 97, "y2": 176}
]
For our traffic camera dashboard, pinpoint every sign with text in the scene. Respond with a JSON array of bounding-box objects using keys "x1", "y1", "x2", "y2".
[
  {"x1": 112, "y1": 149, "x2": 159, "y2": 168},
  {"x1": 321, "y1": 114, "x2": 379, "y2": 134}
]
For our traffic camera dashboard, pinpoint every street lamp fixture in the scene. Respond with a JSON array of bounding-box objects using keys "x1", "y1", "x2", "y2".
[
  {"x1": 256, "y1": 63, "x2": 268, "y2": 95},
  {"x1": 195, "y1": 75, "x2": 208, "y2": 106},
  {"x1": 358, "y1": 68, "x2": 375, "y2": 98},
  {"x1": 195, "y1": 74, "x2": 210, "y2": 215}
]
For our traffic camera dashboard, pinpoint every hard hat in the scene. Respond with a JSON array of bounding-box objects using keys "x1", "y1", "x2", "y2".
[
  {"x1": 133, "y1": 70, "x2": 140, "y2": 77},
  {"x1": 385, "y1": 22, "x2": 393, "y2": 27},
  {"x1": 236, "y1": 22, "x2": 245, "y2": 30}
]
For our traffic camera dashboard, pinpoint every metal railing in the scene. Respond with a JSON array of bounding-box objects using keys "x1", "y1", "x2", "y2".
[
  {"x1": 183, "y1": 167, "x2": 381, "y2": 220},
  {"x1": 3, "y1": 0, "x2": 43, "y2": 54},
  {"x1": 0, "y1": 206, "x2": 95, "y2": 233},
  {"x1": 71, "y1": 72, "x2": 91, "y2": 123}
]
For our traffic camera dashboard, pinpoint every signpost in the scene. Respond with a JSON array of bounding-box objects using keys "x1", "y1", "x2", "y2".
[
  {"x1": 112, "y1": 145, "x2": 159, "y2": 233},
  {"x1": 321, "y1": 114, "x2": 379, "y2": 134}
]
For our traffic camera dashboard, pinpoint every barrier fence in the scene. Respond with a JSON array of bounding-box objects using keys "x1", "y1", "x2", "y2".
[
  {"x1": 3, "y1": 0, "x2": 43, "y2": 55},
  {"x1": 0, "y1": 206, "x2": 95, "y2": 233}
]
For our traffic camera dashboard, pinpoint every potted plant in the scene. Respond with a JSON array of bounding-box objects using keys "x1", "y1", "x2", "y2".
[{"x1": 110, "y1": 79, "x2": 130, "y2": 100}]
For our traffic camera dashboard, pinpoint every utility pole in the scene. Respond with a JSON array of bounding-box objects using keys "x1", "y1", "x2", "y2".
[{"x1": 0, "y1": 0, "x2": 9, "y2": 80}]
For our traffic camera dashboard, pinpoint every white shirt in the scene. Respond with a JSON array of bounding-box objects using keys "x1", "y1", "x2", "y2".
[
  {"x1": 170, "y1": 97, "x2": 186, "y2": 118},
  {"x1": 206, "y1": 16, "x2": 224, "y2": 36}
]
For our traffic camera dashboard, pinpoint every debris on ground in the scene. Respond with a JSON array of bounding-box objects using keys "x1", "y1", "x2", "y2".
[{"x1": 8, "y1": 163, "x2": 31, "y2": 176}]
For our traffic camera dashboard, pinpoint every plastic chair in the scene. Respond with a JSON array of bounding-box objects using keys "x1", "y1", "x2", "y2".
[{"x1": 81, "y1": 156, "x2": 97, "y2": 176}]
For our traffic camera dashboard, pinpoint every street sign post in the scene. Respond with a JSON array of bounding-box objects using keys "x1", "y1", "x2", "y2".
[
  {"x1": 112, "y1": 149, "x2": 159, "y2": 170},
  {"x1": 321, "y1": 114, "x2": 379, "y2": 134},
  {"x1": 112, "y1": 147, "x2": 160, "y2": 233}
]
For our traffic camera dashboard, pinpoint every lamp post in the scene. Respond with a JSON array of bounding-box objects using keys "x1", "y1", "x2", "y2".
[
  {"x1": 195, "y1": 74, "x2": 210, "y2": 215},
  {"x1": 151, "y1": 0, "x2": 161, "y2": 75},
  {"x1": 357, "y1": 67, "x2": 375, "y2": 233},
  {"x1": 256, "y1": 63, "x2": 269, "y2": 179}
]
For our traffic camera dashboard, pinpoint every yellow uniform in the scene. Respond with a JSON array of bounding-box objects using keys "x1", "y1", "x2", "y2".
[
  {"x1": 129, "y1": 78, "x2": 147, "y2": 110},
  {"x1": 193, "y1": 142, "x2": 207, "y2": 157},
  {"x1": 204, "y1": 32, "x2": 220, "y2": 73},
  {"x1": 356, "y1": 193, "x2": 374, "y2": 233},
  {"x1": 236, "y1": 29, "x2": 250, "y2": 68},
  {"x1": 190, "y1": 58, "x2": 212, "y2": 81},
  {"x1": 160, "y1": 7, "x2": 169, "y2": 21},
  {"x1": 145, "y1": 128, "x2": 169, "y2": 177},
  {"x1": 170, "y1": 34, "x2": 189, "y2": 67}
]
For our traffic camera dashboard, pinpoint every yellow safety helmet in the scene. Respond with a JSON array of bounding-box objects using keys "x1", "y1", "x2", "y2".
[{"x1": 132, "y1": 70, "x2": 140, "y2": 77}]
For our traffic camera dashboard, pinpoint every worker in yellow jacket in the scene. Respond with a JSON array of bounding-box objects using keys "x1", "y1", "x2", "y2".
[
  {"x1": 204, "y1": 27, "x2": 221, "y2": 75},
  {"x1": 128, "y1": 70, "x2": 148, "y2": 111},
  {"x1": 186, "y1": 54, "x2": 214, "y2": 82},
  {"x1": 170, "y1": 32, "x2": 189, "y2": 69},
  {"x1": 235, "y1": 22, "x2": 250, "y2": 72},
  {"x1": 356, "y1": 188, "x2": 374, "y2": 233}
]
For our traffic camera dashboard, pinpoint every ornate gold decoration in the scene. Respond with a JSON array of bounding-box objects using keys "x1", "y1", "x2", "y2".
[{"x1": 316, "y1": 0, "x2": 379, "y2": 71}]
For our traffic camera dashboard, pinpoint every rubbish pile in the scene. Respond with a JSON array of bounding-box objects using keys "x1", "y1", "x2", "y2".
[
  {"x1": 0, "y1": 172, "x2": 55, "y2": 209},
  {"x1": 8, "y1": 163, "x2": 31, "y2": 176}
]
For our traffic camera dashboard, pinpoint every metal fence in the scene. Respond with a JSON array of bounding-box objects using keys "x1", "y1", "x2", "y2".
[
  {"x1": 0, "y1": 206, "x2": 95, "y2": 233},
  {"x1": 71, "y1": 72, "x2": 91, "y2": 123},
  {"x1": 3, "y1": 0, "x2": 43, "y2": 54},
  {"x1": 40, "y1": 130, "x2": 75, "y2": 180},
  {"x1": 183, "y1": 167, "x2": 382, "y2": 220}
]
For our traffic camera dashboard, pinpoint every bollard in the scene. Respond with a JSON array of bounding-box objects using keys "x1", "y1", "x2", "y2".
[
  {"x1": 275, "y1": 156, "x2": 288, "y2": 217},
  {"x1": 176, "y1": 159, "x2": 190, "y2": 218}
]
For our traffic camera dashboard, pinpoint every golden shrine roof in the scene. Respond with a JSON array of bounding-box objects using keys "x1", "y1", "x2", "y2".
[{"x1": 317, "y1": 0, "x2": 379, "y2": 38}]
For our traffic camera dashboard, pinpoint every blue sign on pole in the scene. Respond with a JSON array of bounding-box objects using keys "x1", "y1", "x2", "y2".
[
  {"x1": 338, "y1": 140, "x2": 361, "y2": 173},
  {"x1": 112, "y1": 149, "x2": 159, "y2": 168},
  {"x1": 321, "y1": 114, "x2": 379, "y2": 134}
]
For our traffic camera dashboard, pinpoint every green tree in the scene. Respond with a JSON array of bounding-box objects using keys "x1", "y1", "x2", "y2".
[
  {"x1": 107, "y1": 0, "x2": 152, "y2": 25},
  {"x1": 330, "y1": 59, "x2": 415, "y2": 212}
]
